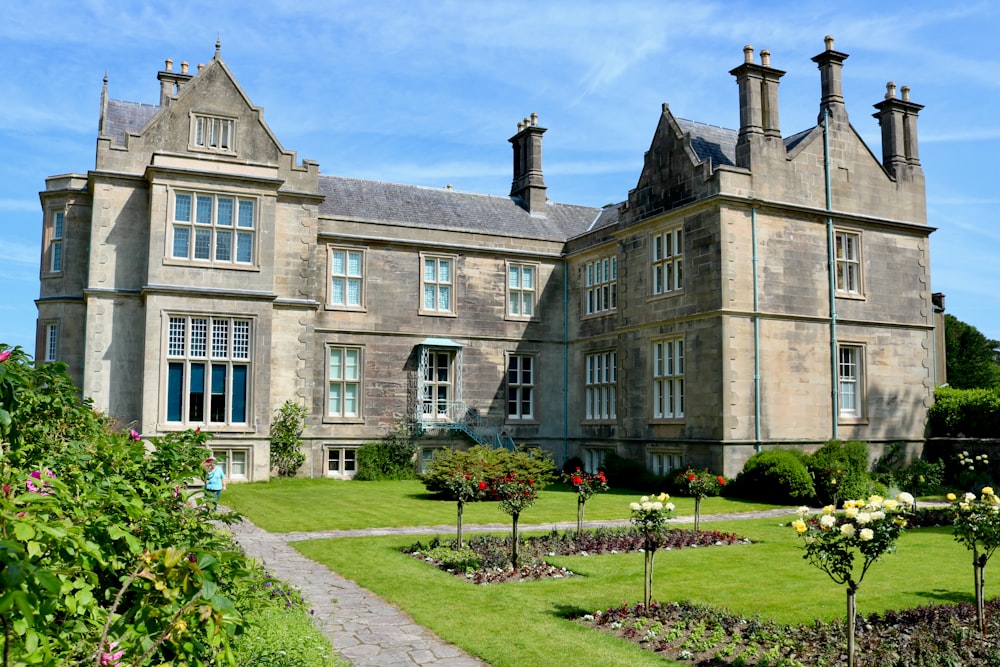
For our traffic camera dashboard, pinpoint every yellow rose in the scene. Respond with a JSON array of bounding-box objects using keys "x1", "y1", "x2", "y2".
[
  {"x1": 947, "y1": 493, "x2": 957, "y2": 502},
  {"x1": 792, "y1": 519, "x2": 808, "y2": 534},
  {"x1": 984, "y1": 487, "x2": 995, "y2": 497}
]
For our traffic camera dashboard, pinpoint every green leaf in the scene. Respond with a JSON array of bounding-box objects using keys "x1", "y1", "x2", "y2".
[{"x1": 13, "y1": 522, "x2": 36, "y2": 541}]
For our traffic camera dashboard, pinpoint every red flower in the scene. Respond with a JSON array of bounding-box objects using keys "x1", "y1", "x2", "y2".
[
  {"x1": 717, "y1": 476, "x2": 726, "y2": 485},
  {"x1": 688, "y1": 473, "x2": 696, "y2": 481},
  {"x1": 0, "y1": 350, "x2": 10, "y2": 363},
  {"x1": 464, "y1": 474, "x2": 470, "y2": 479},
  {"x1": 478, "y1": 481, "x2": 488, "y2": 490},
  {"x1": 572, "y1": 476, "x2": 583, "y2": 486}
]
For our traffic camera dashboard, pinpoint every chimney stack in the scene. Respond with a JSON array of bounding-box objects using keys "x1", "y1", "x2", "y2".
[
  {"x1": 729, "y1": 45, "x2": 785, "y2": 169},
  {"x1": 157, "y1": 56, "x2": 195, "y2": 106},
  {"x1": 812, "y1": 35, "x2": 849, "y2": 123},
  {"x1": 509, "y1": 113, "x2": 547, "y2": 213},
  {"x1": 872, "y1": 81, "x2": 924, "y2": 178}
]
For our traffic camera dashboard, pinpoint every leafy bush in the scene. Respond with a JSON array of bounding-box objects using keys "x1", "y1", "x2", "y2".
[
  {"x1": 807, "y1": 439, "x2": 876, "y2": 506},
  {"x1": 270, "y1": 400, "x2": 307, "y2": 477},
  {"x1": 421, "y1": 445, "x2": 556, "y2": 497},
  {"x1": 927, "y1": 385, "x2": 1000, "y2": 438},
  {"x1": 731, "y1": 449, "x2": 814, "y2": 504},
  {"x1": 354, "y1": 415, "x2": 419, "y2": 480}
]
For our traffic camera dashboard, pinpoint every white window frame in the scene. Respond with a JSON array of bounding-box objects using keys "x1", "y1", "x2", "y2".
[
  {"x1": 164, "y1": 315, "x2": 252, "y2": 427},
  {"x1": 329, "y1": 246, "x2": 365, "y2": 310},
  {"x1": 652, "y1": 337, "x2": 684, "y2": 419},
  {"x1": 835, "y1": 230, "x2": 862, "y2": 296},
  {"x1": 49, "y1": 211, "x2": 64, "y2": 274},
  {"x1": 585, "y1": 256, "x2": 617, "y2": 315},
  {"x1": 191, "y1": 113, "x2": 236, "y2": 153},
  {"x1": 649, "y1": 450, "x2": 683, "y2": 477},
  {"x1": 326, "y1": 446, "x2": 358, "y2": 478},
  {"x1": 506, "y1": 354, "x2": 535, "y2": 421},
  {"x1": 420, "y1": 253, "x2": 456, "y2": 315},
  {"x1": 585, "y1": 351, "x2": 617, "y2": 421},
  {"x1": 44, "y1": 323, "x2": 58, "y2": 363},
  {"x1": 211, "y1": 447, "x2": 250, "y2": 481},
  {"x1": 582, "y1": 447, "x2": 614, "y2": 474},
  {"x1": 838, "y1": 343, "x2": 865, "y2": 420},
  {"x1": 506, "y1": 261, "x2": 537, "y2": 319},
  {"x1": 170, "y1": 190, "x2": 256, "y2": 267},
  {"x1": 327, "y1": 345, "x2": 362, "y2": 420},
  {"x1": 652, "y1": 227, "x2": 683, "y2": 295}
]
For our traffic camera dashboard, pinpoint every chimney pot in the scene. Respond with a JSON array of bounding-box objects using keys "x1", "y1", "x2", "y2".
[
  {"x1": 901, "y1": 85, "x2": 911, "y2": 101},
  {"x1": 743, "y1": 44, "x2": 754, "y2": 63},
  {"x1": 825, "y1": 35, "x2": 835, "y2": 51},
  {"x1": 885, "y1": 82, "x2": 896, "y2": 99},
  {"x1": 165, "y1": 58, "x2": 173, "y2": 71},
  {"x1": 197, "y1": 63, "x2": 204, "y2": 72},
  {"x1": 530, "y1": 112, "x2": 538, "y2": 126},
  {"x1": 181, "y1": 61, "x2": 189, "y2": 74},
  {"x1": 517, "y1": 121, "x2": 525, "y2": 131},
  {"x1": 760, "y1": 49, "x2": 771, "y2": 67}
]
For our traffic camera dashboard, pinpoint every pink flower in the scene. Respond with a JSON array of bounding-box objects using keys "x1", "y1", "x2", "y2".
[
  {"x1": 100, "y1": 641, "x2": 124, "y2": 666},
  {"x1": 129, "y1": 429, "x2": 141, "y2": 442},
  {"x1": 0, "y1": 350, "x2": 10, "y2": 363}
]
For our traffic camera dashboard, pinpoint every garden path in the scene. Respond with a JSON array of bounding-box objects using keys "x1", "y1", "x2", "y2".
[{"x1": 227, "y1": 508, "x2": 797, "y2": 666}]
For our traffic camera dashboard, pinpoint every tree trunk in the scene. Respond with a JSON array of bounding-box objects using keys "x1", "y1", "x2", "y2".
[
  {"x1": 511, "y1": 512, "x2": 520, "y2": 569},
  {"x1": 456, "y1": 499, "x2": 465, "y2": 548},
  {"x1": 577, "y1": 496, "x2": 585, "y2": 533},
  {"x1": 975, "y1": 554, "x2": 986, "y2": 633},
  {"x1": 643, "y1": 537, "x2": 656, "y2": 607},
  {"x1": 694, "y1": 496, "x2": 702, "y2": 533},
  {"x1": 846, "y1": 582, "x2": 857, "y2": 667}
]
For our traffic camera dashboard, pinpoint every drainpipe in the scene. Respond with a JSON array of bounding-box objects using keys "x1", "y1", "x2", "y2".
[
  {"x1": 752, "y1": 207, "x2": 762, "y2": 452},
  {"x1": 823, "y1": 108, "x2": 840, "y2": 440},
  {"x1": 563, "y1": 261, "x2": 569, "y2": 465}
]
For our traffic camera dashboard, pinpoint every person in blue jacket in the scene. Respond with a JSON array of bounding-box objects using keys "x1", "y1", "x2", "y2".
[{"x1": 204, "y1": 456, "x2": 226, "y2": 509}]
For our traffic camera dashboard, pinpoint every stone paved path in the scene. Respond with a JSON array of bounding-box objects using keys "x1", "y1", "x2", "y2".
[{"x1": 227, "y1": 508, "x2": 798, "y2": 666}]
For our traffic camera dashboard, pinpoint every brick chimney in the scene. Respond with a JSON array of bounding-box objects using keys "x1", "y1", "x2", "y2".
[
  {"x1": 157, "y1": 58, "x2": 194, "y2": 106},
  {"x1": 812, "y1": 35, "x2": 849, "y2": 123},
  {"x1": 729, "y1": 45, "x2": 785, "y2": 169},
  {"x1": 872, "y1": 81, "x2": 924, "y2": 178},
  {"x1": 509, "y1": 113, "x2": 547, "y2": 213}
]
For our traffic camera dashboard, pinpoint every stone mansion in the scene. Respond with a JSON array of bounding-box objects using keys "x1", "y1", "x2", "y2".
[{"x1": 36, "y1": 37, "x2": 942, "y2": 482}]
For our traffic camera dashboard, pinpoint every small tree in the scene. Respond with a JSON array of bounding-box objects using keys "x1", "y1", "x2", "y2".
[
  {"x1": 629, "y1": 493, "x2": 675, "y2": 607},
  {"x1": 792, "y1": 493, "x2": 913, "y2": 667},
  {"x1": 269, "y1": 401, "x2": 307, "y2": 477},
  {"x1": 949, "y1": 487, "x2": 1000, "y2": 632},
  {"x1": 562, "y1": 467, "x2": 608, "y2": 532},
  {"x1": 674, "y1": 467, "x2": 725, "y2": 532},
  {"x1": 442, "y1": 471, "x2": 488, "y2": 547},
  {"x1": 490, "y1": 472, "x2": 538, "y2": 569}
]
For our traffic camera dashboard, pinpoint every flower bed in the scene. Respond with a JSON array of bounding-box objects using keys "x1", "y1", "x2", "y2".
[
  {"x1": 402, "y1": 527, "x2": 750, "y2": 584},
  {"x1": 581, "y1": 598, "x2": 1000, "y2": 666}
]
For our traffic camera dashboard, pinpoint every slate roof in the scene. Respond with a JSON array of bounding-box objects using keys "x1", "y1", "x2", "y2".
[
  {"x1": 318, "y1": 175, "x2": 603, "y2": 243},
  {"x1": 677, "y1": 118, "x2": 737, "y2": 168},
  {"x1": 103, "y1": 99, "x2": 159, "y2": 145}
]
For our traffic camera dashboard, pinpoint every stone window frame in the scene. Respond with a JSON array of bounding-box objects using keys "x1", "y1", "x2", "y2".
[
  {"x1": 838, "y1": 342, "x2": 867, "y2": 422},
  {"x1": 652, "y1": 336, "x2": 685, "y2": 421},
  {"x1": 419, "y1": 252, "x2": 457, "y2": 316},
  {"x1": 505, "y1": 352, "x2": 537, "y2": 423},
  {"x1": 505, "y1": 260, "x2": 539, "y2": 321},
  {"x1": 584, "y1": 349, "x2": 617, "y2": 422},
  {"x1": 168, "y1": 189, "x2": 258, "y2": 269},
  {"x1": 211, "y1": 446, "x2": 250, "y2": 481},
  {"x1": 190, "y1": 112, "x2": 237, "y2": 154},
  {"x1": 648, "y1": 448, "x2": 684, "y2": 477},
  {"x1": 651, "y1": 226, "x2": 684, "y2": 296},
  {"x1": 834, "y1": 229, "x2": 864, "y2": 298},
  {"x1": 326, "y1": 344, "x2": 364, "y2": 423},
  {"x1": 584, "y1": 255, "x2": 617, "y2": 316},
  {"x1": 327, "y1": 245, "x2": 367, "y2": 311},
  {"x1": 325, "y1": 445, "x2": 358, "y2": 478}
]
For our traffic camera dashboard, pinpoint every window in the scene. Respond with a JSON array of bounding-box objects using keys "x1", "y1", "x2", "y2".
[
  {"x1": 192, "y1": 114, "x2": 235, "y2": 152},
  {"x1": 330, "y1": 247, "x2": 364, "y2": 309},
  {"x1": 649, "y1": 450, "x2": 683, "y2": 477},
  {"x1": 653, "y1": 338, "x2": 684, "y2": 419},
  {"x1": 165, "y1": 315, "x2": 251, "y2": 426},
  {"x1": 326, "y1": 446, "x2": 358, "y2": 477},
  {"x1": 585, "y1": 256, "x2": 617, "y2": 314},
  {"x1": 171, "y1": 191, "x2": 255, "y2": 266},
  {"x1": 835, "y1": 231, "x2": 862, "y2": 295},
  {"x1": 421, "y1": 350, "x2": 454, "y2": 420},
  {"x1": 50, "y1": 211, "x2": 64, "y2": 273},
  {"x1": 211, "y1": 447, "x2": 249, "y2": 480},
  {"x1": 585, "y1": 351, "x2": 617, "y2": 421},
  {"x1": 328, "y1": 346, "x2": 361, "y2": 419},
  {"x1": 421, "y1": 255, "x2": 454, "y2": 314},
  {"x1": 44, "y1": 323, "x2": 58, "y2": 362},
  {"x1": 507, "y1": 354, "x2": 534, "y2": 420},
  {"x1": 652, "y1": 227, "x2": 683, "y2": 295},
  {"x1": 583, "y1": 447, "x2": 613, "y2": 474},
  {"x1": 838, "y1": 344, "x2": 864, "y2": 419},
  {"x1": 507, "y1": 262, "x2": 536, "y2": 318}
]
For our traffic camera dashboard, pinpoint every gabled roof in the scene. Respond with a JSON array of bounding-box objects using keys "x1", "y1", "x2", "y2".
[
  {"x1": 103, "y1": 98, "x2": 159, "y2": 145},
  {"x1": 318, "y1": 175, "x2": 600, "y2": 243},
  {"x1": 676, "y1": 118, "x2": 737, "y2": 168}
]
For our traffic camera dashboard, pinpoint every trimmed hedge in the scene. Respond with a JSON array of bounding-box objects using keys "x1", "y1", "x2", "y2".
[
  {"x1": 731, "y1": 449, "x2": 814, "y2": 504},
  {"x1": 927, "y1": 386, "x2": 1000, "y2": 438}
]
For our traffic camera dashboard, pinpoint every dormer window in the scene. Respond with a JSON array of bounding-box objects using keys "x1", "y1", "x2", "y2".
[{"x1": 192, "y1": 114, "x2": 235, "y2": 153}]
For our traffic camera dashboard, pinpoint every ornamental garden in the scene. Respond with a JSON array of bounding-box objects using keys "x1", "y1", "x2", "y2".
[{"x1": 6, "y1": 342, "x2": 1000, "y2": 666}]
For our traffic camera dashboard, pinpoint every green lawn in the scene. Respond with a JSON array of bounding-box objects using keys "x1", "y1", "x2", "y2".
[
  {"x1": 294, "y1": 519, "x2": 987, "y2": 667},
  {"x1": 224, "y1": 478, "x2": 783, "y2": 532}
]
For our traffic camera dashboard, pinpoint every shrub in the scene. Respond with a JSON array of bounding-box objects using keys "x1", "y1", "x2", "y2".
[
  {"x1": 927, "y1": 386, "x2": 1000, "y2": 438},
  {"x1": 421, "y1": 445, "x2": 555, "y2": 497},
  {"x1": 732, "y1": 449, "x2": 814, "y2": 504},
  {"x1": 270, "y1": 400, "x2": 307, "y2": 477},
  {"x1": 354, "y1": 415, "x2": 419, "y2": 480},
  {"x1": 807, "y1": 440, "x2": 875, "y2": 506},
  {"x1": 601, "y1": 452, "x2": 663, "y2": 492}
]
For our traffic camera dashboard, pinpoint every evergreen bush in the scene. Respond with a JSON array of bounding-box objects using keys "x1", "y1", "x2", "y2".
[
  {"x1": 807, "y1": 440, "x2": 876, "y2": 506},
  {"x1": 269, "y1": 400, "x2": 307, "y2": 477},
  {"x1": 354, "y1": 415, "x2": 419, "y2": 480},
  {"x1": 927, "y1": 386, "x2": 1000, "y2": 438},
  {"x1": 732, "y1": 449, "x2": 814, "y2": 504}
]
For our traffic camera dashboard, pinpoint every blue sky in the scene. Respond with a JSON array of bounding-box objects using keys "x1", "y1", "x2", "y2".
[{"x1": 3, "y1": 1, "x2": 999, "y2": 355}]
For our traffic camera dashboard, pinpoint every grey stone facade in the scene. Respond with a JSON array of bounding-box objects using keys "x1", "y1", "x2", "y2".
[{"x1": 36, "y1": 38, "x2": 942, "y2": 481}]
